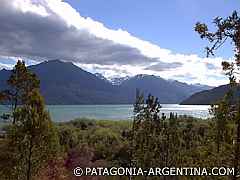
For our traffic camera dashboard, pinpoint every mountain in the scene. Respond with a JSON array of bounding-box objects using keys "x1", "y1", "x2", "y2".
[
  {"x1": 0, "y1": 68, "x2": 11, "y2": 89},
  {"x1": 0, "y1": 60, "x2": 212, "y2": 104},
  {"x1": 0, "y1": 60, "x2": 120, "y2": 104},
  {"x1": 118, "y1": 74, "x2": 213, "y2": 104},
  {"x1": 94, "y1": 73, "x2": 109, "y2": 82},
  {"x1": 193, "y1": 83, "x2": 214, "y2": 90},
  {"x1": 31, "y1": 60, "x2": 124, "y2": 104},
  {"x1": 168, "y1": 80, "x2": 213, "y2": 95},
  {"x1": 94, "y1": 73, "x2": 130, "y2": 85},
  {"x1": 110, "y1": 76, "x2": 130, "y2": 86},
  {"x1": 180, "y1": 84, "x2": 240, "y2": 105}
]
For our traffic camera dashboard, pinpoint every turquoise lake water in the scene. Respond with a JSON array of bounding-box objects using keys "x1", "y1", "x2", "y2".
[{"x1": 0, "y1": 104, "x2": 211, "y2": 122}]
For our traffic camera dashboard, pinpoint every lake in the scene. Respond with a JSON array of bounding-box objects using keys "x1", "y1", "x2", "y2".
[{"x1": 0, "y1": 104, "x2": 211, "y2": 122}]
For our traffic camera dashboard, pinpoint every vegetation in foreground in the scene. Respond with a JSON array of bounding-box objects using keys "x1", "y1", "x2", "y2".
[{"x1": 0, "y1": 10, "x2": 240, "y2": 180}]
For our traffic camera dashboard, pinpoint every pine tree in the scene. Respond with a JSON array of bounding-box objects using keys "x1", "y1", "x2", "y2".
[
  {"x1": 0, "y1": 60, "x2": 40, "y2": 124},
  {"x1": 132, "y1": 92, "x2": 162, "y2": 169},
  {"x1": 0, "y1": 89, "x2": 59, "y2": 180},
  {"x1": 0, "y1": 61, "x2": 58, "y2": 180}
]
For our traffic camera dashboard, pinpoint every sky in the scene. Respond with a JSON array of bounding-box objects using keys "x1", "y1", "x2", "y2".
[{"x1": 0, "y1": 0, "x2": 239, "y2": 86}]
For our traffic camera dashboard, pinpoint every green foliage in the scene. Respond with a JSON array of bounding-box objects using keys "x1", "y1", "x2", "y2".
[
  {"x1": 7, "y1": 60, "x2": 40, "y2": 102},
  {"x1": 57, "y1": 118, "x2": 130, "y2": 165},
  {"x1": 131, "y1": 93, "x2": 183, "y2": 169},
  {"x1": 0, "y1": 62, "x2": 59, "y2": 180},
  {"x1": 88, "y1": 128, "x2": 121, "y2": 160},
  {"x1": 0, "y1": 60, "x2": 40, "y2": 124},
  {"x1": 2, "y1": 113, "x2": 233, "y2": 180},
  {"x1": 0, "y1": 90, "x2": 59, "y2": 180},
  {"x1": 57, "y1": 124, "x2": 79, "y2": 151}
]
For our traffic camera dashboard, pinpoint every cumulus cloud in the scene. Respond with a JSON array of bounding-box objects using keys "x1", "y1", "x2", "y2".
[
  {"x1": 0, "y1": 0, "x2": 157, "y2": 66},
  {"x1": 0, "y1": 0, "x2": 230, "y2": 86}
]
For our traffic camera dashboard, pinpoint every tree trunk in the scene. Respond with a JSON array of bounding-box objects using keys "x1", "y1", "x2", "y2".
[
  {"x1": 27, "y1": 137, "x2": 33, "y2": 180},
  {"x1": 12, "y1": 91, "x2": 18, "y2": 124},
  {"x1": 233, "y1": 117, "x2": 240, "y2": 180}
]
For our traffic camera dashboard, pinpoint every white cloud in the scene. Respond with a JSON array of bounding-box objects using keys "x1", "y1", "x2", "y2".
[
  {"x1": 0, "y1": 0, "x2": 230, "y2": 86},
  {"x1": 13, "y1": 0, "x2": 49, "y2": 17},
  {"x1": 0, "y1": 63, "x2": 13, "y2": 70}
]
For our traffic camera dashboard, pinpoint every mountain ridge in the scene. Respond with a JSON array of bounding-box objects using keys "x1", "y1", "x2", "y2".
[
  {"x1": 180, "y1": 84, "x2": 240, "y2": 105},
  {"x1": 0, "y1": 60, "x2": 213, "y2": 104}
]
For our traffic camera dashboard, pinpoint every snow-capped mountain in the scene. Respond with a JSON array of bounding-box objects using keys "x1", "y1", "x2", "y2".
[{"x1": 109, "y1": 76, "x2": 131, "y2": 85}]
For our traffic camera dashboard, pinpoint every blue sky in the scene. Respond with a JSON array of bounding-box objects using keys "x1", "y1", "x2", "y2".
[
  {"x1": 66, "y1": 0, "x2": 238, "y2": 58},
  {"x1": 0, "y1": 0, "x2": 239, "y2": 86}
]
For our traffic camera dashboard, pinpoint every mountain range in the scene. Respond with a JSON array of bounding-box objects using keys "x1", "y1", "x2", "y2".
[
  {"x1": 0, "y1": 60, "x2": 213, "y2": 105},
  {"x1": 181, "y1": 84, "x2": 240, "y2": 105}
]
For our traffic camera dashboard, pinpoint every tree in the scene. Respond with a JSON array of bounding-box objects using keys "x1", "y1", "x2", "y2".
[
  {"x1": 0, "y1": 89, "x2": 59, "y2": 180},
  {"x1": 0, "y1": 61, "x2": 58, "y2": 180},
  {"x1": 195, "y1": 11, "x2": 240, "y2": 84},
  {"x1": 209, "y1": 93, "x2": 232, "y2": 153},
  {"x1": 131, "y1": 93, "x2": 162, "y2": 168},
  {"x1": 195, "y1": 10, "x2": 240, "y2": 179},
  {"x1": 0, "y1": 60, "x2": 40, "y2": 124}
]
